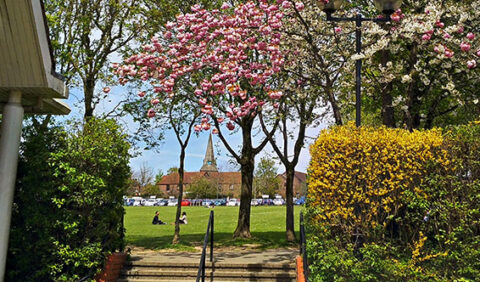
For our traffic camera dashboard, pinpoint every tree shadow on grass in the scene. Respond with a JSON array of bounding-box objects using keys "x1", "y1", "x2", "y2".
[{"x1": 126, "y1": 231, "x2": 300, "y2": 251}]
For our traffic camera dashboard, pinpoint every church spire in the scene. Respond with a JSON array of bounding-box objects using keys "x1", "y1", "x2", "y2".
[{"x1": 200, "y1": 134, "x2": 218, "y2": 172}]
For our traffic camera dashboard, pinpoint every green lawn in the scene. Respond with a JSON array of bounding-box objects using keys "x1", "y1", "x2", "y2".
[{"x1": 124, "y1": 206, "x2": 303, "y2": 251}]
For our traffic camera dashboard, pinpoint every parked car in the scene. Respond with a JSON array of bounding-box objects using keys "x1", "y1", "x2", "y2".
[
  {"x1": 181, "y1": 199, "x2": 191, "y2": 206},
  {"x1": 273, "y1": 198, "x2": 285, "y2": 206},
  {"x1": 226, "y1": 199, "x2": 239, "y2": 206},
  {"x1": 251, "y1": 199, "x2": 262, "y2": 206},
  {"x1": 295, "y1": 196, "x2": 306, "y2": 205},
  {"x1": 124, "y1": 198, "x2": 135, "y2": 206},
  {"x1": 158, "y1": 199, "x2": 169, "y2": 206},
  {"x1": 261, "y1": 199, "x2": 274, "y2": 206},
  {"x1": 203, "y1": 200, "x2": 215, "y2": 207},
  {"x1": 191, "y1": 199, "x2": 203, "y2": 206},
  {"x1": 214, "y1": 199, "x2": 226, "y2": 206},
  {"x1": 144, "y1": 199, "x2": 157, "y2": 206},
  {"x1": 167, "y1": 199, "x2": 178, "y2": 206}
]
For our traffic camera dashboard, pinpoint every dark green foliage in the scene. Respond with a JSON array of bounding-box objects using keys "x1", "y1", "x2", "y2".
[
  {"x1": 306, "y1": 123, "x2": 480, "y2": 281},
  {"x1": 187, "y1": 177, "x2": 218, "y2": 199},
  {"x1": 7, "y1": 118, "x2": 131, "y2": 281}
]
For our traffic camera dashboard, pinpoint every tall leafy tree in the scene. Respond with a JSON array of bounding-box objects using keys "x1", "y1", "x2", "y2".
[
  {"x1": 253, "y1": 157, "x2": 280, "y2": 198},
  {"x1": 45, "y1": 0, "x2": 143, "y2": 117}
]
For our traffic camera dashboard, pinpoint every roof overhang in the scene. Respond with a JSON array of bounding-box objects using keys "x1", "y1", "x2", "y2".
[{"x1": 0, "y1": 0, "x2": 70, "y2": 115}]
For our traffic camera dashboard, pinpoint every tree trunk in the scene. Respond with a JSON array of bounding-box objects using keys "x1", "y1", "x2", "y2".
[
  {"x1": 84, "y1": 78, "x2": 95, "y2": 118},
  {"x1": 233, "y1": 121, "x2": 255, "y2": 239},
  {"x1": 380, "y1": 50, "x2": 395, "y2": 127},
  {"x1": 326, "y1": 87, "x2": 343, "y2": 125},
  {"x1": 285, "y1": 167, "x2": 296, "y2": 242},
  {"x1": 172, "y1": 147, "x2": 185, "y2": 244},
  {"x1": 234, "y1": 160, "x2": 254, "y2": 238}
]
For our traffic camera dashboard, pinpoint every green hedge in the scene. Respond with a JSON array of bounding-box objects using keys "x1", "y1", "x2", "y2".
[
  {"x1": 306, "y1": 123, "x2": 480, "y2": 281},
  {"x1": 7, "y1": 118, "x2": 131, "y2": 281}
]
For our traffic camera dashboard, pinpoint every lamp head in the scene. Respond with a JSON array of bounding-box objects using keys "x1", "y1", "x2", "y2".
[
  {"x1": 317, "y1": 0, "x2": 344, "y2": 13},
  {"x1": 374, "y1": 0, "x2": 403, "y2": 15}
]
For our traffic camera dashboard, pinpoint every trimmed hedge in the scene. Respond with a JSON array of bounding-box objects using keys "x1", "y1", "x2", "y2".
[{"x1": 306, "y1": 122, "x2": 480, "y2": 280}]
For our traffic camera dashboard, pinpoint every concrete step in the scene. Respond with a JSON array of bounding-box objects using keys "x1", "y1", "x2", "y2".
[
  {"x1": 126, "y1": 261, "x2": 296, "y2": 270},
  {"x1": 121, "y1": 250, "x2": 297, "y2": 282},
  {"x1": 118, "y1": 278, "x2": 294, "y2": 282},
  {"x1": 121, "y1": 269, "x2": 295, "y2": 277},
  {"x1": 124, "y1": 267, "x2": 296, "y2": 274}
]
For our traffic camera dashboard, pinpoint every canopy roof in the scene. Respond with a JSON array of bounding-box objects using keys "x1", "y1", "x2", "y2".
[{"x1": 0, "y1": 0, "x2": 69, "y2": 114}]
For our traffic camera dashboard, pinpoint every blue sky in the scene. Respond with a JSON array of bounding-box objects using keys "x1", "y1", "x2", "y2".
[{"x1": 62, "y1": 85, "x2": 329, "y2": 176}]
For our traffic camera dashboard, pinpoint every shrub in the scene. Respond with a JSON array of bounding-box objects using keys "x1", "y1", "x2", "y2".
[
  {"x1": 7, "y1": 118, "x2": 131, "y2": 281},
  {"x1": 306, "y1": 122, "x2": 480, "y2": 280}
]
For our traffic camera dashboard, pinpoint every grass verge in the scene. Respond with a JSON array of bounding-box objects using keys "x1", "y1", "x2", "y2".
[{"x1": 124, "y1": 206, "x2": 303, "y2": 251}]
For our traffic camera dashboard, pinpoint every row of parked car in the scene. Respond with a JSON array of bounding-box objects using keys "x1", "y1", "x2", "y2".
[{"x1": 124, "y1": 196, "x2": 306, "y2": 207}]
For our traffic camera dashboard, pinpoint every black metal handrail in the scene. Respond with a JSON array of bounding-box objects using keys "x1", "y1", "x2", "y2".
[
  {"x1": 300, "y1": 212, "x2": 309, "y2": 281},
  {"x1": 196, "y1": 210, "x2": 214, "y2": 282}
]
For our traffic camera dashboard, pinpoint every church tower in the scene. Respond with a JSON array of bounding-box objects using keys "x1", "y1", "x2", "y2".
[{"x1": 200, "y1": 134, "x2": 218, "y2": 172}]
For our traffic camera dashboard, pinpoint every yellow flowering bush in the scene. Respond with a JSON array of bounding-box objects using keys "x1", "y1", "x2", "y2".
[
  {"x1": 306, "y1": 122, "x2": 480, "y2": 281},
  {"x1": 308, "y1": 123, "x2": 449, "y2": 239}
]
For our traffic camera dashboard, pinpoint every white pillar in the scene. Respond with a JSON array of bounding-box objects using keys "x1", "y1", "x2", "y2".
[{"x1": 0, "y1": 91, "x2": 24, "y2": 281}]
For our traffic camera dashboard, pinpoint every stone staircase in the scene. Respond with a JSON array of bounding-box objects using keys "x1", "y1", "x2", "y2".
[{"x1": 117, "y1": 250, "x2": 297, "y2": 282}]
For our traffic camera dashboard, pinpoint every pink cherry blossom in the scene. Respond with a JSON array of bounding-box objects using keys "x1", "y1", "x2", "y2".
[
  {"x1": 151, "y1": 98, "x2": 160, "y2": 105},
  {"x1": 221, "y1": 2, "x2": 230, "y2": 10},
  {"x1": 467, "y1": 60, "x2": 476, "y2": 69},
  {"x1": 226, "y1": 122, "x2": 235, "y2": 130},
  {"x1": 457, "y1": 26, "x2": 465, "y2": 33},
  {"x1": 435, "y1": 21, "x2": 444, "y2": 28},
  {"x1": 460, "y1": 42, "x2": 471, "y2": 52},
  {"x1": 114, "y1": 0, "x2": 291, "y2": 132},
  {"x1": 445, "y1": 49, "x2": 454, "y2": 58},
  {"x1": 103, "y1": 87, "x2": 111, "y2": 93},
  {"x1": 422, "y1": 34, "x2": 431, "y2": 41},
  {"x1": 147, "y1": 109, "x2": 156, "y2": 118},
  {"x1": 212, "y1": 128, "x2": 219, "y2": 134},
  {"x1": 391, "y1": 14, "x2": 400, "y2": 22},
  {"x1": 138, "y1": 91, "x2": 146, "y2": 97},
  {"x1": 476, "y1": 50, "x2": 480, "y2": 57},
  {"x1": 443, "y1": 33, "x2": 451, "y2": 39},
  {"x1": 334, "y1": 26, "x2": 342, "y2": 34},
  {"x1": 295, "y1": 2, "x2": 304, "y2": 11},
  {"x1": 467, "y1": 32, "x2": 475, "y2": 40}
]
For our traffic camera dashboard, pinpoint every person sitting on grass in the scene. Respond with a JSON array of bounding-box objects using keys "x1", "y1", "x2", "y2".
[
  {"x1": 152, "y1": 211, "x2": 166, "y2": 225},
  {"x1": 179, "y1": 211, "x2": 188, "y2": 224}
]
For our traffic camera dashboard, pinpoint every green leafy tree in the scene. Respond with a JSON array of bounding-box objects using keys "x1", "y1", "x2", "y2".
[
  {"x1": 167, "y1": 167, "x2": 179, "y2": 175},
  {"x1": 7, "y1": 118, "x2": 131, "y2": 281},
  {"x1": 44, "y1": 0, "x2": 144, "y2": 118},
  {"x1": 155, "y1": 169, "x2": 164, "y2": 184},
  {"x1": 187, "y1": 177, "x2": 218, "y2": 199},
  {"x1": 253, "y1": 157, "x2": 280, "y2": 198},
  {"x1": 141, "y1": 184, "x2": 164, "y2": 197}
]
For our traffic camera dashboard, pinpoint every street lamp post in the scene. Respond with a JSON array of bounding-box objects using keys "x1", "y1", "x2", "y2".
[{"x1": 318, "y1": 0, "x2": 403, "y2": 127}]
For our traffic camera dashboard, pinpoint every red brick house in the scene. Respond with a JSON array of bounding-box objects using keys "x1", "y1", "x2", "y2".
[
  {"x1": 276, "y1": 171, "x2": 307, "y2": 198},
  {"x1": 157, "y1": 171, "x2": 241, "y2": 198},
  {"x1": 157, "y1": 134, "x2": 307, "y2": 198},
  {"x1": 157, "y1": 134, "x2": 242, "y2": 197}
]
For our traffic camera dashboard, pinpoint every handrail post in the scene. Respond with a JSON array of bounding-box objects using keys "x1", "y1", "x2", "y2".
[
  {"x1": 202, "y1": 252, "x2": 206, "y2": 282},
  {"x1": 300, "y1": 212, "x2": 309, "y2": 282},
  {"x1": 210, "y1": 211, "x2": 214, "y2": 262}
]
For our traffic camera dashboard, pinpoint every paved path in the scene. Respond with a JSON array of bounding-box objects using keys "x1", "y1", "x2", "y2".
[{"x1": 129, "y1": 247, "x2": 298, "y2": 265}]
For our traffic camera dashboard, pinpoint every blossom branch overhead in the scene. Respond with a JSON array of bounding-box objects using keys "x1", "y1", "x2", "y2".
[{"x1": 112, "y1": 0, "x2": 313, "y2": 132}]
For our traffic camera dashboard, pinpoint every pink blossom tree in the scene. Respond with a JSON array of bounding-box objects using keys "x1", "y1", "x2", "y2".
[{"x1": 113, "y1": 0, "x2": 306, "y2": 238}]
